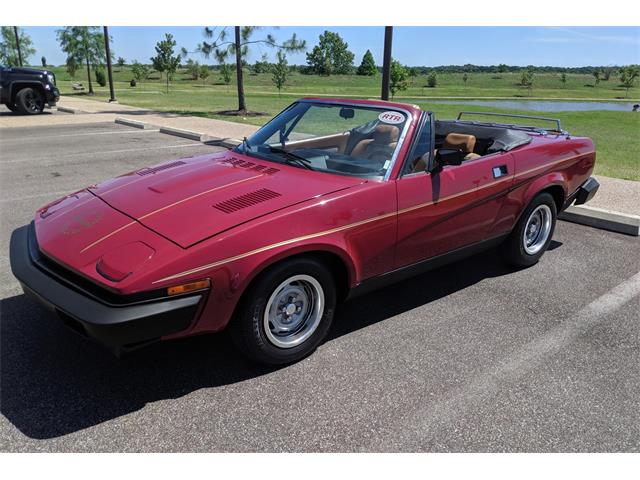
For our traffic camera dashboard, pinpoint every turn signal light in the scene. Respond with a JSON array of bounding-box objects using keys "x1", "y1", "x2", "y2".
[{"x1": 167, "y1": 279, "x2": 211, "y2": 296}]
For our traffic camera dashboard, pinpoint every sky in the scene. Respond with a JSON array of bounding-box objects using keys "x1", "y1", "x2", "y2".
[{"x1": 21, "y1": 26, "x2": 640, "y2": 67}]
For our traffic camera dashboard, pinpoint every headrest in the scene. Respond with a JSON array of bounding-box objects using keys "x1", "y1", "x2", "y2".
[
  {"x1": 443, "y1": 133, "x2": 476, "y2": 153},
  {"x1": 373, "y1": 124, "x2": 400, "y2": 144}
]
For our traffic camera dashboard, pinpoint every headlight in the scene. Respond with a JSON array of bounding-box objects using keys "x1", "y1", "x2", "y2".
[{"x1": 47, "y1": 73, "x2": 55, "y2": 85}]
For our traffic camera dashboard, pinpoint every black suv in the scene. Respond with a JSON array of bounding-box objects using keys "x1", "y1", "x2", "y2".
[{"x1": 0, "y1": 64, "x2": 60, "y2": 114}]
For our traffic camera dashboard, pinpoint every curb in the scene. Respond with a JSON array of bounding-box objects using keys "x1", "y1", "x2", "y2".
[
  {"x1": 559, "y1": 205, "x2": 640, "y2": 236},
  {"x1": 115, "y1": 117, "x2": 153, "y2": 129},
  {"x1": 158, "y1": 126, "x2": 221, "y2": 143},
  {"x1": 57, "y1": 106, "x2": 83, "y2": 114}
]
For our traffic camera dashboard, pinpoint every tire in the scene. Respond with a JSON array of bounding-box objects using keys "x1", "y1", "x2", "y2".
[
  {"x1": 230, "y1": 257, "x2": 337, "y2": 365},
  {"x1": 15, "y1": 88, "x2": 45, "y2": 115},
  {"x1": 5, "y1": 102, "x2": 18, "y2": 112},
  {"x1": 503, "y1": 192, "x2": 557, "y2": 267}
]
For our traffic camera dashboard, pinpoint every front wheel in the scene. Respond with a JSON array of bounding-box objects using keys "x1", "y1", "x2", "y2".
[
  {"x1": 503, "y1": 192, "x2": 557, "y2": 267},
  {"x1": 15, "y1": 88, "x2": 45, "y2": 114},
  {"x1": 230, "y1": 257, "x2": 337, "y2": 365}
]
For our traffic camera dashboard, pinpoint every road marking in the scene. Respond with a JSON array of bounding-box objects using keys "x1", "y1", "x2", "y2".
[
  {"x1": 0, "y1": 129, "x2": 160, "y2": 141},
  {"x1": 365, "y1": 270, "x2": 640, "y2": 450},
  {"x1": 0, "y1": 143, "x2": 208, "y2": 164}
]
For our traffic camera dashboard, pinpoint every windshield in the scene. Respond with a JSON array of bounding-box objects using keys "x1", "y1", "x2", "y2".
[{"x1": 235, "y1": 101, "x2": 409, "y2": 179}]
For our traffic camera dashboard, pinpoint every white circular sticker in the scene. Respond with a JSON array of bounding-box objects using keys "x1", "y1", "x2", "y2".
[{"x1": 378, "y1": 111, "x2": 405, "y2": 124}]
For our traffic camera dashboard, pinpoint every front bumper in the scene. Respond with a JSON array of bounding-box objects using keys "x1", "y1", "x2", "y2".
[
  {"x1": 45, "y1": 86, "x2": 60, "y2": 106},
  {"x1": 9, "y1": 223, "x2": 203, "y2": 351}
]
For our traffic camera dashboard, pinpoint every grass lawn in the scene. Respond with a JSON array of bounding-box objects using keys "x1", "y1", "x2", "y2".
[{"x1": 51, "y1": 67, "x2": 640, "y2": 180}]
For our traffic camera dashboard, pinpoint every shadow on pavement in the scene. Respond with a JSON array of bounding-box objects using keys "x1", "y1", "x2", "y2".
[{"x1": 0, "y1": 246, "x2": 540, "y2": 440}]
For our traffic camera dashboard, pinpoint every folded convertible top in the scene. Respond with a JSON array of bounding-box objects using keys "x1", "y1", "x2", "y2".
[{"x1": 435, "y1": 120, "x2": 532, "y2": 153}]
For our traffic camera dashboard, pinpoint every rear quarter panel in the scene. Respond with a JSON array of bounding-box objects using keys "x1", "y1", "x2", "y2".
[{"x1": 489, "y1": 134, "x2": 595, "y2": 236}]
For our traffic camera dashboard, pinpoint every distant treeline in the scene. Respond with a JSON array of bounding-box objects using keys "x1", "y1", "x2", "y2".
[{"x1": 290, "y1": 64, "x2": 630, "y2": 75}]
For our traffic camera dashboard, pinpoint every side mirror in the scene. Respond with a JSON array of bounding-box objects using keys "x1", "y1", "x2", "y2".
[{"x1": 435, "y1": 148, "x2": 465, "y2": 168}]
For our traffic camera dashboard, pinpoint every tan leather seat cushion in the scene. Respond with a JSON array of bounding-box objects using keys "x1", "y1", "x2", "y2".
[
  {"x1": 351, "y1": 124, "x2": 400, "y2": 157},
  {"x1": 443, "y1": 133, "x2": 476, "y2": 153}
]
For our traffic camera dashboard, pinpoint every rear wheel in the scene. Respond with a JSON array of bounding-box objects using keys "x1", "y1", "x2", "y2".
[
  {"x1": 503, "y1": 192, "x2": 557, "y2": 267},
  {"x1": 15, "y1": 88, "x2": 45, "y2": 114},
  {"x1": 230, "y1": 257, "x2": 337, "y2": 364}
]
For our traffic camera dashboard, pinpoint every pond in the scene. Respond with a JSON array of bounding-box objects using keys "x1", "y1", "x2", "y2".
[{"x1": 426, "y1": 100, "x2": 638, "y2": 112}]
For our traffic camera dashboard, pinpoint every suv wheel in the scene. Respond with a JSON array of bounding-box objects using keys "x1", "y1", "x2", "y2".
[
  {"x1": 230, "y1": 257, "x2": 337, "y2": 365},
  {"x1": 15, "y1": 88, "x2": 45, "y2": 114}
]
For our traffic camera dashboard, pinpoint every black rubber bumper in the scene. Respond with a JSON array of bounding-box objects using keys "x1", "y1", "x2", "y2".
[
  {"x1": 574, "y1": 177, "x2": 600, "y2": 206},
  {"x1": 9, "y1": 224, "x2": 203, "y2": 350}
]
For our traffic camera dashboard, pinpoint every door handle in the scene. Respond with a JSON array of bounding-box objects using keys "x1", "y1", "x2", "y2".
[{"x1": 492, "y1": 165, "x2": 508, "y2": 178}]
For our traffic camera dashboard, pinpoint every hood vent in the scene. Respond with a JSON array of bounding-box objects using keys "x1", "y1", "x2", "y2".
[
  {"x1": 214, "y1": 188, "x2": 281, "y2": 214},
  {"x1": 137, "y1": 161, "x2": 186, "y2": 176},
  {"x1": 221, "y1": 157, "x2": 279, "y2": 175}
]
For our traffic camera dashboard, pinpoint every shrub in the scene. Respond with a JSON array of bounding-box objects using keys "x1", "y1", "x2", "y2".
[
  {"x1": 95, "y1": 68, "x2": 106, "y2": 87},
  {"x1": 427, "y1": 72, "x2": 437, "y2": 88},
  {"x1": 130, "y1": 79, "x2": 137, "y2": 87}
]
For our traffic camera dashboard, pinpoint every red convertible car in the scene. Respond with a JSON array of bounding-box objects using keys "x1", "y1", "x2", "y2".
[{"x1": 10, "y1": 98, "x2": 598, "y2": 364}]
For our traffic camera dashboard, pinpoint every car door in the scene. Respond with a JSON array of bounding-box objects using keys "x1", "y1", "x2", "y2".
[{"x1": 394, "y1": 113, "x2": 515, "y2": 269}]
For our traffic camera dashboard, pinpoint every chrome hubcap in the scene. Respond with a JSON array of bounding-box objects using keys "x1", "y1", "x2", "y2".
[
  {"x1": 264, "y1": 274, "x2": 324, "y2": 348},
  {"x1": 523, "y1": 204, "x2": 552, "y2": 255}
]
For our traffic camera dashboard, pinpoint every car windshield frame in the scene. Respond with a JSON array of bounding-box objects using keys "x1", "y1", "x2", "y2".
[{"x1": 234, "y1": 100, "x2": 413, "y2": 181}]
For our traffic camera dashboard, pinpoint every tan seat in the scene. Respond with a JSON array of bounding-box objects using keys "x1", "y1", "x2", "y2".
[
  {"x1": 442, "y1": 133, "x2": 481, "y2": 160},
  {"x1": 351, "y1": 124, "x2": 400, "y2": 160}
]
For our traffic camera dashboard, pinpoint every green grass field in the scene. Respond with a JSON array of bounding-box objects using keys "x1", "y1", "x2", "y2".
[{"x1": 50, "y1": 66, "x2": 640, "y2": 180}]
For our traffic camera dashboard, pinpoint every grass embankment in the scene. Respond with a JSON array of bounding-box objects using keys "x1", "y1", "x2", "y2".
[{"x1": 50, "y1": 67, "x2": 640, "y2": 180}]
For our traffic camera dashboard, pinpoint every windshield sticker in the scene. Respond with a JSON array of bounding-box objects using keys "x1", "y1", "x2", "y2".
[{"x1": 378, "y1": 111, "x2": 405, "y2": 124}]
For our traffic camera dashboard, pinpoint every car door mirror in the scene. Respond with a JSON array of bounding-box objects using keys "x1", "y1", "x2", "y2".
[{"x1": 435, "y1": 148, "x2": 465, "y2": 168}]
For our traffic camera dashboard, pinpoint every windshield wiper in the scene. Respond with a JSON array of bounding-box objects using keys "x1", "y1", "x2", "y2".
[{"x1": 268, "y1": 146, "x2": 314, "y2": 170}]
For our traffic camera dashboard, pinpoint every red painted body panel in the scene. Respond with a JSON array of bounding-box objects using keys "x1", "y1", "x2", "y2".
[{"x1": 30, "y1": 98, "x2": 596, "y2": 341}]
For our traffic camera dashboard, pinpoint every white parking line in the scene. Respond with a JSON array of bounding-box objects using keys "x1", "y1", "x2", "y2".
[
  {"x1": 365, "y1": 270, "x2": 640, "y2": 450},
  {"x1": 0, "y1": 129, "x2": 160, "y2": 141},
  {"x1": 1, "y1": 143, "x2": 207, "y2": 164}
]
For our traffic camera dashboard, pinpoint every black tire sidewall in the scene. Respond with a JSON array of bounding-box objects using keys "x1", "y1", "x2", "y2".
[
  {"x1": 16, "y1": 88, "x2": 44, "y2": 115},
  {"x1": 505, "y1": 192, "x2": 557, "y2": 267},
  {"x1": 232, "y1": 257, "x2": 337, "y2": 364}
]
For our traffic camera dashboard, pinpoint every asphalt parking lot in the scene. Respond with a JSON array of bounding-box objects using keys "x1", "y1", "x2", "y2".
[{"x1": 1, "y1": 119, "x2": 639, "y2": 452}]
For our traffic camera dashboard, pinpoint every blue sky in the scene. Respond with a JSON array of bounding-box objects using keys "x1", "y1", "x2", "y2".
[{"x1": 23, "y1": 26, "x2": 640, "y2": 67}]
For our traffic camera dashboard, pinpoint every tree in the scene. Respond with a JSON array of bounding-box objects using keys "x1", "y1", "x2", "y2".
[
  {"x1": 198, "y1": 65, "x2": 210, "y2": 86},
  {"x1": 272, "y1": 50, "x2": 288, "y2": 96},
  {"x1": 389, "y1": 59, "x2": 408, "y2": 99},
  {"x1": 131, "y1": 60, "x2": 150, "y2": 83},
  {"x1": 462, "y1": 72, "x2": 468, "y2": 87},
  {"x1": 95, "y1": 67, "x2": 106, "y2": 87},
  {"x1": 116, "y1": 56, "x2": 126, "y2": 70},
  {"x1": 0, "y1": 27, "x2": 35, "y2": 66},
  {"x1": 41, "y1": 56, "x2": 47, "y2": 68},
  {"x1": 187, "y1": 26, "x2": 305, "y2": 113},
  {"x1": 619, "y1": 65, "x2": 640, "y2": 98},
  {"x1": 252, "y1": 53, "x2": 271, "y2": 75},
  {"x1": 560, "y1": 72, "x2": 567, "y2": 87},
  {"x1": 426, "y1": 71, "x2": 437, "y2": 88},
  {"x1": 357, "y1": 49, "x2": 377, "y2": 76},
  {"x1": 603, "y1": 66, "x2": 615, "y2": 81},
  {"x1": 520, "y1": 68, "x2": 534, "y2": 96},
  {"x1": 186, "y1": 59, "x2": 200, "y2": 80},
  {"x1": 306, "y1": 30, "x2": 354, "y2": 75},
  {"x1": 150, "y1": 33, "x2": 181, "y2": 94},
  {"x1": 57, "y1": 27, "x2": 107, "y2": 94},
  {"x1": 592, "y1": 68, "x2": 601, "y2": 87},
  {"x1": 219, "y1": 63, "x2": 232, "y2": 86}
]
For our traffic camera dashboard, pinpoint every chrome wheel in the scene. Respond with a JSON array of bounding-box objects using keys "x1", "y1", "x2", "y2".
[
  {"x1": 523, "y1": 204, "x2": 552, "y2": 255},
  {"x1": 263, "y1": 274, "x2": 324, "y2": 349}
]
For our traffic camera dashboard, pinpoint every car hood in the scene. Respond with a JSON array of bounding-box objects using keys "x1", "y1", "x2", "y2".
[{"x1": 85, "y1": 151, "x2": 363, "y2": 248}]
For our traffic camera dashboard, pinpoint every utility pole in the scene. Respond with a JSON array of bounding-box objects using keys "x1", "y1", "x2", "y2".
[
  {"x1": 381, "y1": 26, "x2": 393, "y2": 101},
  {"x1": 103, "y1": 26, "x2": 117, "y2": 102},
  {"x1": 234, "y1": 26, "x2": 246, "y2": 112},
  {"x1": 13, "y1": 26, "x2": 23, "y2": 67}
]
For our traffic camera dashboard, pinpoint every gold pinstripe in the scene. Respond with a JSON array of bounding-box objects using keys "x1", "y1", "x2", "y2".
[{"x1": 136, "y1": 155, "x2": 583, "y2": 284}]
